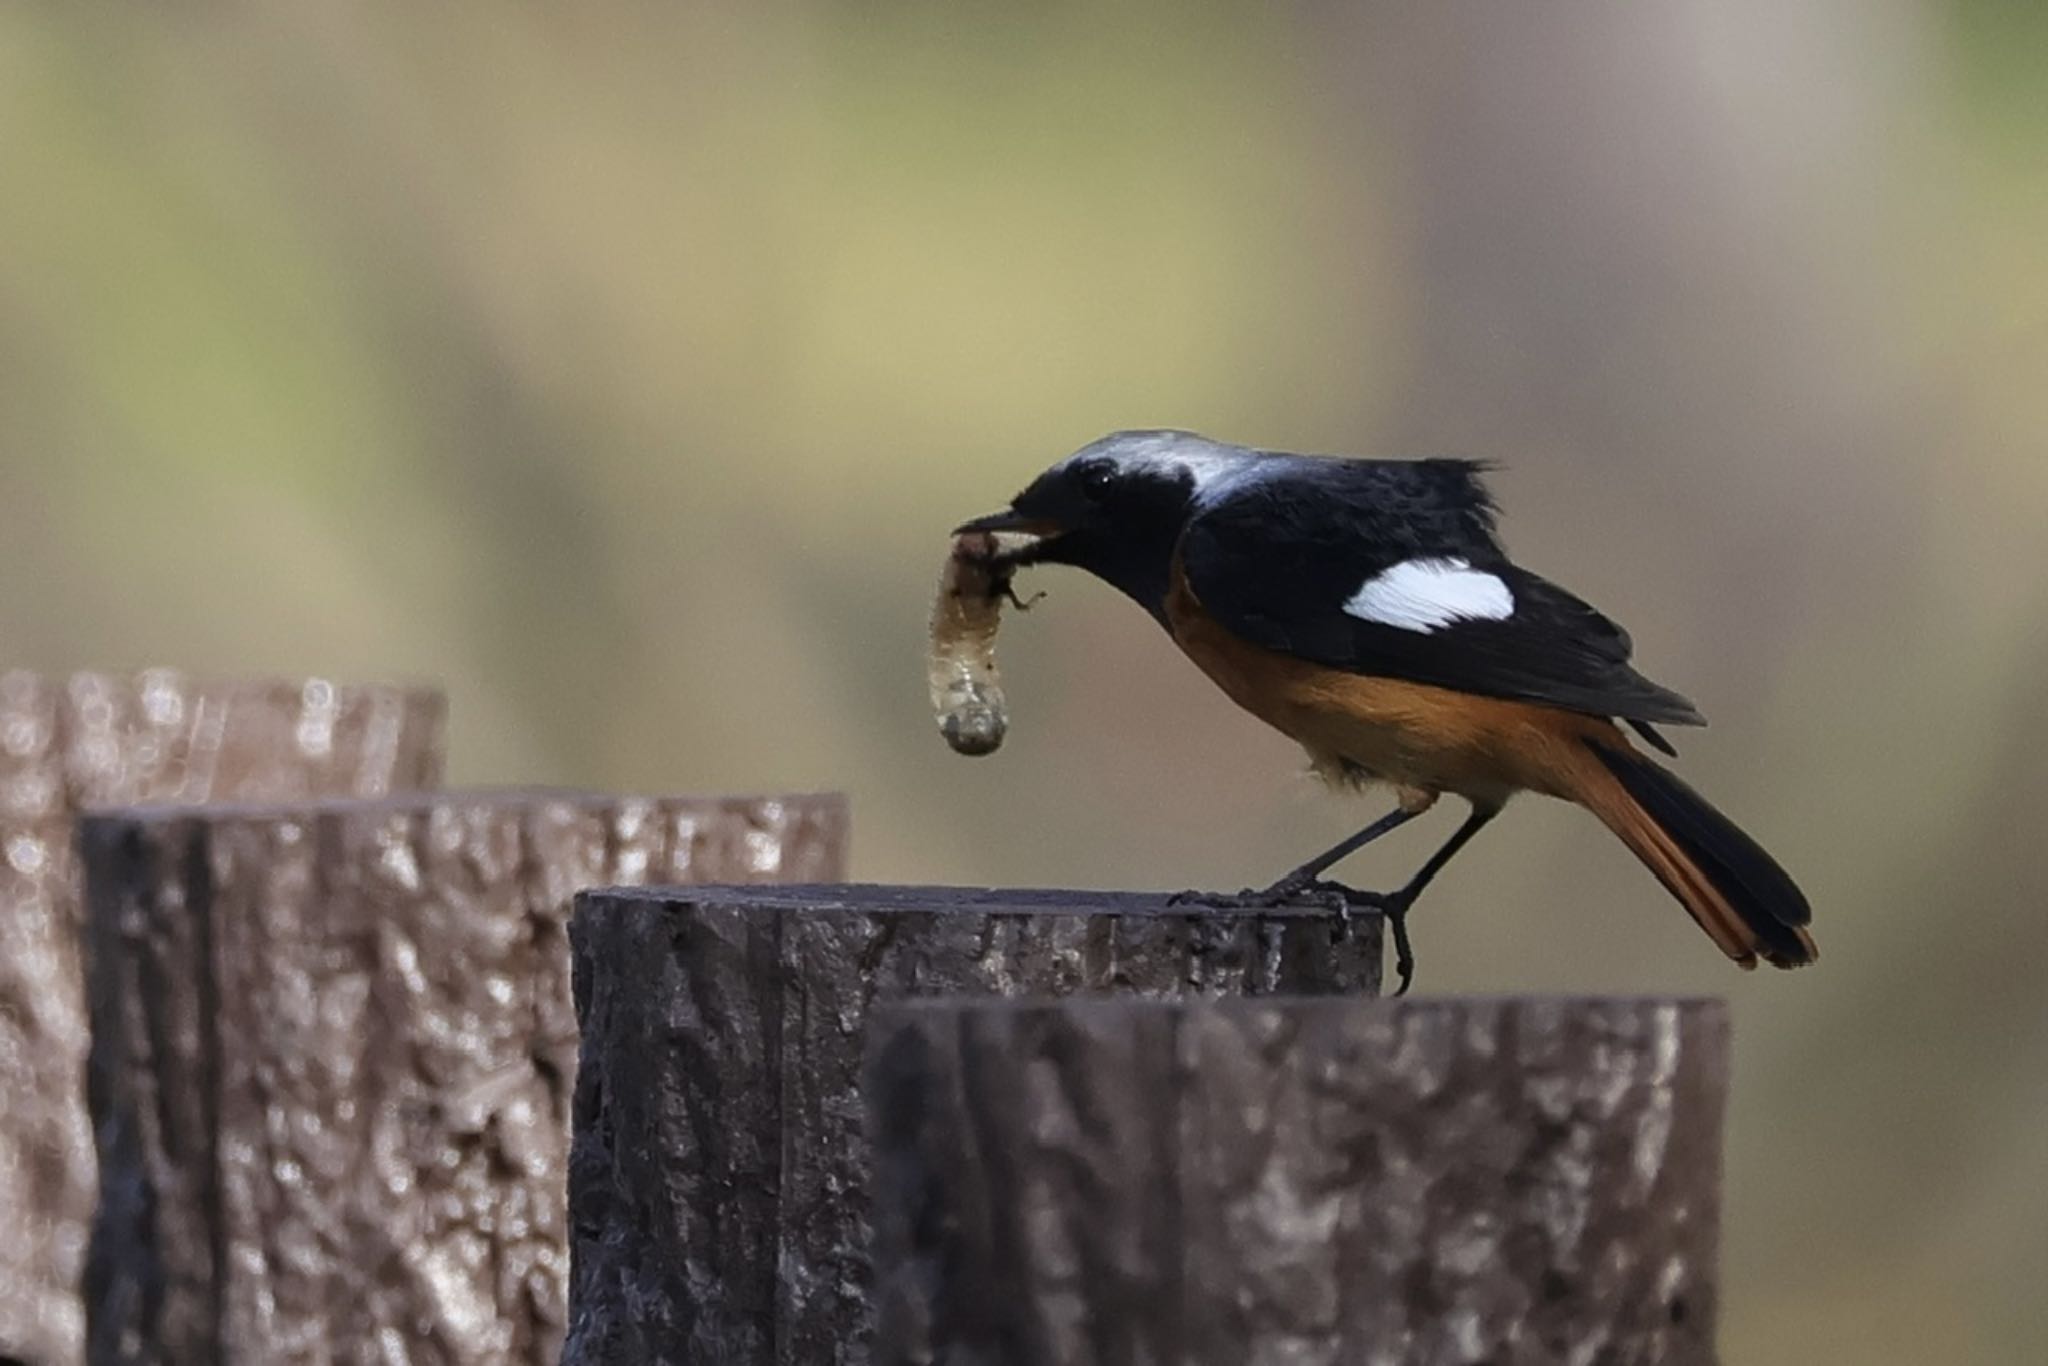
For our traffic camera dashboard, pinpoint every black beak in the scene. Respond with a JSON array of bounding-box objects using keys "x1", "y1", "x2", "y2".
[{"x1": 952, "y1": 508, "x2": 1061, "y2": 537}]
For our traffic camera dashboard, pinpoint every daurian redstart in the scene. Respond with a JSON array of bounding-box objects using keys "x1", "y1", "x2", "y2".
[{"x1": 960, "y1": 430, "x2": 1815, "y2": 993}]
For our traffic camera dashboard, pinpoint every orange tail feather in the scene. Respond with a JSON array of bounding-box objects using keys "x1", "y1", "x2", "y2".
[{"x1": 1562, "y1": 733, "x2": 1816, "y2": 970}]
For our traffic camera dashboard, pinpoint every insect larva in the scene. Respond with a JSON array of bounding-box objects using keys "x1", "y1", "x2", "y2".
[{"x1": 928, "y1": 531, "x2": 1017, "y2": 756}]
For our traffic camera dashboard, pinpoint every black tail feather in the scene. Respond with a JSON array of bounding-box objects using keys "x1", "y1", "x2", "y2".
[
  {"x1": 1587, "y1": 738, "x2": 1813, "y2": 963},
  {"x1": 1626, "y1": 718, "x2": 1678, "y2": 757}
]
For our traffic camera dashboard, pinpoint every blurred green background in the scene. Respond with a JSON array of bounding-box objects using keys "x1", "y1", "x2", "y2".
[{"x1": 4, "y1": 1, "x2": 2044, "y2": 1359}]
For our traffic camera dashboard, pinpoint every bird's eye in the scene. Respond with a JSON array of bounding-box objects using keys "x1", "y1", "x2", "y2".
[{"x1": 1080, "y1": 463, "x2": 1116, "y2": 497}]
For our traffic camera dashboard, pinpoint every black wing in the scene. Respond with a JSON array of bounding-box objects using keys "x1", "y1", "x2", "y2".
[{"x1": 1179, "y1": 459, "x2": 1705, "y2": 729}]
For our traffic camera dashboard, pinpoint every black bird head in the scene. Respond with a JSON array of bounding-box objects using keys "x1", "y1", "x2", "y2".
[{"x1": 958, "y1": 430, "x2": 1263, "y2": 621}]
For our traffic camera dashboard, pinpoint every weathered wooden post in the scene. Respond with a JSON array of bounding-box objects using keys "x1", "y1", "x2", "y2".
[
  {"x1": 868, "y1": 995, "x2": 1729, "y2": 1366},
  {"x1": 81, "y1": 790, "x2": 847, "y2": 1366},
  {"x1": 0, "y1": 670, "x2": 445, "y2": 1365},
  {"x1": 563, "y1": 885, "x2": 1380, "y2": 1365}
]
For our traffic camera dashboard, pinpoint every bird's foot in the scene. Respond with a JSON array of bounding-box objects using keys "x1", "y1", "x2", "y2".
[
  {"x1": 1166, "y1": 886, "x2": 1266, "y2": 909},
  {"x1": 1378, "y1": 889, "x2": 1417, "y2": 997},
  {"x1": 1249, "y1": 868, "x2": 1377, "y2": 906},
  {"x1": 1166, "y1": 877, "x2": 1354, "y2": 912},
  {"x1": 1274, "y1": 882, "x2": 1418, "y2": 997},
  {"x1": 1172, "y1": 879, "x2": 1417, "y2": 993}
]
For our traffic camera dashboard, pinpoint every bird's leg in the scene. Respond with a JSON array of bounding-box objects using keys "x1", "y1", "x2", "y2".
[
  {"x1": 1170, "y1": 804, "x2": 1500, "y2": 994},
  {"x1": 1168, "y1": 805, "x2": 1420, "y2": 909},
  {"x1": 1252, "y1": 806, "x2": 1420, "y2": 902},
  {"x1": 1367, "y1": 804, "x2": 1501, "y2": 996}
]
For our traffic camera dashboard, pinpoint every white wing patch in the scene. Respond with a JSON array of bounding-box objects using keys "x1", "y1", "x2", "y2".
[{"x1": 1343, "y1": 557, "x2": 1514, "y2": 633}]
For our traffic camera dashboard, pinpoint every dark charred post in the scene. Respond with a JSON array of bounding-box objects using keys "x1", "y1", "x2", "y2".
[
  {"x1": 869, "y1": 995, "x2": 1730, "y2": 1366},
  {"x1": 81, "y1": 790, "x2": 847, "y2": 1366},
  {"x1": 0, "y1": 671, "x2": 445, "y2": 1366},
  {"x1": 563, "y1": 884, "x2": 1381, "y2": 1366}
]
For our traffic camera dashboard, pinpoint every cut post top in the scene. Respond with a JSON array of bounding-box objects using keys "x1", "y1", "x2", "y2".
[
  {"x1": 76, "y1": 786, "x2": 847, "y2": 824},
  {"x1": 578, "y1": 881, "x2": 1366, "y2": 919}
]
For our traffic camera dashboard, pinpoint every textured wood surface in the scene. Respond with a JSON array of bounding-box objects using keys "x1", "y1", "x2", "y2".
[
  {"x1": 563, "y1": 884, "x2": 1381, "y2": 1366},
  {"x1": 0, "y1": 670, "x2": 445, "y2": 1366},
  {"x1": 81, "y1": 790, "x2": 846, "y2": 1366},
  {"x1": 869, "y1": 995, "x2": 1730, "y2": 1366}
]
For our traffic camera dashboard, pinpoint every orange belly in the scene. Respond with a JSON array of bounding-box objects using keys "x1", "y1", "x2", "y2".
[{"x1": 1164, "y1": 574, "x2": 1606, "y2": 806}]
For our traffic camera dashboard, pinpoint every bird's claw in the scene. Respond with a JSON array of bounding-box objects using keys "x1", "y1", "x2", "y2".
[
  {"x1": 1164, "y1": 887, "x2": 1286, "y2": 910},
  {"x1": 1241, "y1": 873, "x2": 1355, "y2": 906},
  {"x1": 1377, "y1": 891, "x2": 1417, "y2": 997},
  {"x1": 1167, "y1": 878, "x2": 1355, "y2": 912},
  {"x1": 1170, "y1": 880, "x2": 1420, "y2": 995},
  {"x1": 1282, "y1": 883, "x2": 1419, "y2": 997}
]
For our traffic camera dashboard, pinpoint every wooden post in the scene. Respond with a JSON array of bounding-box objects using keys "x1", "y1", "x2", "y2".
[
  {"x1": 563, "y1": 885, "x2": 1381, "y2": 1365},
  {"x1": 81, "y1": 790, "x2": 847, "y2": 1366},
  {"x1": 868, "y1": 995, "x2": 1730, "y2": 1366},
  {"x1": 0, "y1": 670, "x2": 445, "y2": 1366}
]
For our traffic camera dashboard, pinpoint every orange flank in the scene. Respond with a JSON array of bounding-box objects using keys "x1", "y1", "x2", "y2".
[{"x1": 1165, "y1": 568, "x2": 1817, "y2": 970}]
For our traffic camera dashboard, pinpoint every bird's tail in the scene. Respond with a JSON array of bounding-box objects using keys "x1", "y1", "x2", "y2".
[{"x1": 1566, "y1": 734, "x2": 1816, "y2": 969}]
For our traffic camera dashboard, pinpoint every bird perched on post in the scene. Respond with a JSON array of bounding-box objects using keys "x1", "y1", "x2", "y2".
[{"x1": 957, "y1": 429, "x2": 1814, "y2": 993}]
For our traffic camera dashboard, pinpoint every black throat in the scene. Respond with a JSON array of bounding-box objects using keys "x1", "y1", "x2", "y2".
[{"x1": 1033, "y1": 485, "x2": 1194, "y2": 627}]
